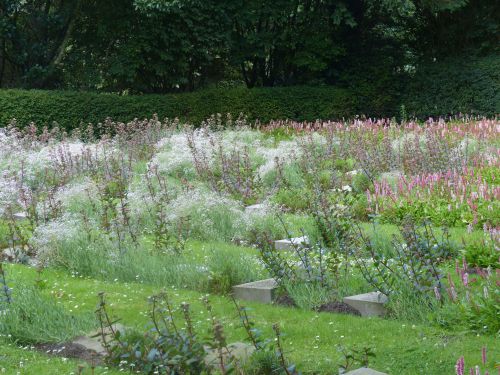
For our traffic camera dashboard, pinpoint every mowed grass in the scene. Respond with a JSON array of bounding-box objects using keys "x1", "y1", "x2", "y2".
[{"x1": 2, "y1": 264, "x2": 498, "y2": 375}]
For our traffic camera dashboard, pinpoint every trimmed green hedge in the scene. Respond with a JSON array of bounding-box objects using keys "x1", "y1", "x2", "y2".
[
  {"x1": 0, "y1": 86, "x2": 361, "y2": 130},
  {"x1": 0, "y1": 55, "x2": 498, "y2": 131}
]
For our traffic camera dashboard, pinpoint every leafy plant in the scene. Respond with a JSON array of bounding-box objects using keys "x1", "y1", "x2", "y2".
[
  {"x1": 354, "y1": 218, "x2": 453, "y2": 298},
  {"x1": 338, "y1": 345, "x2": 376, "y2": 373},
  {"x1": 463, "y1": 231, "x2": 499, "y2": 269},
  {"x1": 95, "y1": 291, "x2": 301, "y2": 374},
  {"x1": 96, "y1": 292, "x2": 208, "y2": 374}
]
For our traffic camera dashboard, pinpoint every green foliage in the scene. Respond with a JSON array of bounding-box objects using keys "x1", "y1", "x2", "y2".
[
  {"x1": 463, "y1": 238, "x2": 500, "y2": 269},
  {"x1": 96, "y1": 293, "x2": 209, "y2": 374},
  {"x1": 379, "y1": 198, "x2": 500, "y2": 229},
  {"x1": 0, "y1": 283, "x2": 94, "y2": 344},
  {"x1": 283, "y1": 280, "x2": 332, "y2": 310},
  {"x1": 356, "y1": 219, "x2": 455, "y2": 297},
  {"x1": 206, "y1": 247, "x2": 265, "y2": 294},
  {"x1": 351, "y1": 173, "x2": 371, "y2": 194},
  {"x1": 403, "y1": 55, "x2": 500, "y2": 118},
  {"x1": 0, "y1": 86, "x2": 357, "y2": 130},
  {"x1": 273, "y1": 188, "x2": 310, "y2": 212},
  {"x1": 1, "y1": 53, "x2": 498, "y2": 131},
  {"x1": 243, "y1": 350, "x2": 286, "y2": 375},
  {"x1": 386, "y1": 280, "x2": 437, "y2": 322},
  {"x1": 461, "y1": 285, "x2": 500, "y2": 335}
]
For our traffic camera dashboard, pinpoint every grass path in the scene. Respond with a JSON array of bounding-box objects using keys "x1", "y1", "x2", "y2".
[{"x1": 1, "y1": 264, "x2": 498, "y2": 374}]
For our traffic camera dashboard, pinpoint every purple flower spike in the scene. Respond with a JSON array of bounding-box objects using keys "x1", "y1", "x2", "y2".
[{"x1": 456, "y1": 356, "x2": 465, "y2": 375}]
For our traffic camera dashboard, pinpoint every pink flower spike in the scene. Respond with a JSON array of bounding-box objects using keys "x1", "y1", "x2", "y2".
[
  {"x1": 482, "y1": 347, "x2": 486, "y2": 365},
  {"x1": 462, "y1": 273, "x2": 469, "y2": 287},
  {"x1": 456, "y1": 356, "x2": 465, "y2": 375}
]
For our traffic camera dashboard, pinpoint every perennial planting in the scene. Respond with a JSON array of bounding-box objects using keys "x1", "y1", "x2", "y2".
[{"x1": 0, "y1": 116, "x2": 498, "y2": 374}]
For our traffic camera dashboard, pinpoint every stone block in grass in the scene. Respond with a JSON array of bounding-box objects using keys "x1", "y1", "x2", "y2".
[
  {"x1": 233, "y1": 278, "x2": 278, "y2": 304},
  {"x1": 274, "y1": 236, "x2": 308, "y2": 251},
  {"x1": 72, "y1": 323, "x2": 126, "y2": 356},
  {"x1": 343, "y1": 292, "x2": 388, "y2": 317},
  {"x1": 244, "y1": 203, "x2": 264, "y2": 214},
  {"x1": 12, "y1": 212, "x2": 27, "y2": 220},
  {"x1": 345, "y1": 368, "x2": 388, "y2": 375}
]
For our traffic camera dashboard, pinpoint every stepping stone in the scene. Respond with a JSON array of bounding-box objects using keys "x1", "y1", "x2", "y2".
[
  {"x1": 345, "y1": 368, "x2": 388, "y2": 375},
  {"x1": 72, "y1": 336, "x2": 106, "y2": 355},
  {"x1": 274, "y1": 236, "x2": 308, "y2": 251},
  {"x1": 343, "y1": 292, "x2": 388, "y2": 317},
  {"x1": 72, "y1": 323, "x2": 126, "y2": 355},
  {"x1": 12, "y1": 212, "x2": 27, "y2": 220},
  {"x1": 204, "y1": 342, "x2": 255, "y2": 368},
  {"x1": 233, "y1": 278, "x2": 278, "y2": 304},
  {"x1": 245, "y1": 204, "x2": 264, "y2": 214}
]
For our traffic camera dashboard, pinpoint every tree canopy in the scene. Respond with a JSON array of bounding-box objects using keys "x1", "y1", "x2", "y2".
[{"x1": 0, "y1": 0, "x2": 498, "y2": 93}]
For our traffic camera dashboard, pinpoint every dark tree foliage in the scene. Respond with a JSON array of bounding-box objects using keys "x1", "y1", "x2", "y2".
[{"x1": 0, "y1": 0, "x2": 498, "y2": 95}]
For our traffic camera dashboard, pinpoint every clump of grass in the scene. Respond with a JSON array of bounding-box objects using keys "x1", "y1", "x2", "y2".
[
  {"x1": 0, "y1": 283, "x2": 94, "y2": 344},
  {"x1": 283, "y1": 280, "x2": 333, "y2": 310},
  {"x1": 385, "y1": 281, "x2": 437, "y2": 323},
  {"x1": 207, "y1": 246, "x2": 265, "y2": 294}
]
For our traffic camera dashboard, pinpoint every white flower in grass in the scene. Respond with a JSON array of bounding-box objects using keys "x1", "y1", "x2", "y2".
[
  {"x1": 0, "y1": 173, "x2": 18, "y2": 216},
  {"x1": 30, "y1": 213, "x2": 81, "y2": 259},
  {"x1": 255, "y1": 140, "x2": 299, "y2": 179}
]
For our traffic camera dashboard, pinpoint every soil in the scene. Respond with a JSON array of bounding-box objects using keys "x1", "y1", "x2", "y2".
[
  {"x1": 315, "y1": 301, "x2": 361, "y2": 316},
  {"x1": 35, "y1": 342, "x2": 104, "y2": 365},
  {"x1": 273, "y1": 294, "x2": 296, "y2": 307}
]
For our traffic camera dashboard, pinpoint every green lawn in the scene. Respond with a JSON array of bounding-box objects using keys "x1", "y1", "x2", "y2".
[{"x1": 1, "y1": 264, "x2": 498, "y2": 375}]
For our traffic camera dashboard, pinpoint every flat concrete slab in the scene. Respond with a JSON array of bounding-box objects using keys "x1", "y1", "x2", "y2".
[
  {"x1": 72, "y1": 336, "x2": 106, "y2": 355},
  {"x1": 345, "y1": 368, "x2": 388, "y2": 375},
  {"x1": 244, "y1": 204, "x2": 265, "y2": 214},
  {"x1": 12, "y1": 212, "x2": 27, "y2": 220},
  {"x1": 72, "y1": 323, "x2": 126, "y2": 355},
  {"x1": 233, "y1": 278, "x2": 278, "y2": 304},
  {"x1": 343, "y1": 292, "x2": 388, "y2": 317},
  {"x1": 274, "y1": 236, "x2": 308, "y2": 251}
]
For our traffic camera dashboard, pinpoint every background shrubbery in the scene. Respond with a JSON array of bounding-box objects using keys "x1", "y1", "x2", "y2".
[
  {"x1": 1, "y1": 54, "x2": 499, "y2": 132},
  {"x1": 403, "y1": 55, "x2": 500, "y2": 118}
]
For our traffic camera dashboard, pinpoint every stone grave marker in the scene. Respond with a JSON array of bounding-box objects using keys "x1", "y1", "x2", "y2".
[
  {"x1": 343, "y1": 292, "x2": 388, "y2": 317},
  {"x1": 274, "y1": 236, "x2": 308, "y2": 251},
  {"x1": 233, "y1": 278, "x2": 278, "y2": 304}
]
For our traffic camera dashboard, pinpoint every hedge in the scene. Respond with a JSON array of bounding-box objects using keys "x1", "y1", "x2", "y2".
[
  {"x1": 0, "y1": 86, "x2": 363, "y2": 131},
  {"x1": 0, "y1": 54, "x2": 498, "y2": 131}
]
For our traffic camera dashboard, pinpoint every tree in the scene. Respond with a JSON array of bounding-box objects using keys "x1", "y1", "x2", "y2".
[{"x1": 0, "y1": 0, "x2": 81, "y2": 88}]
